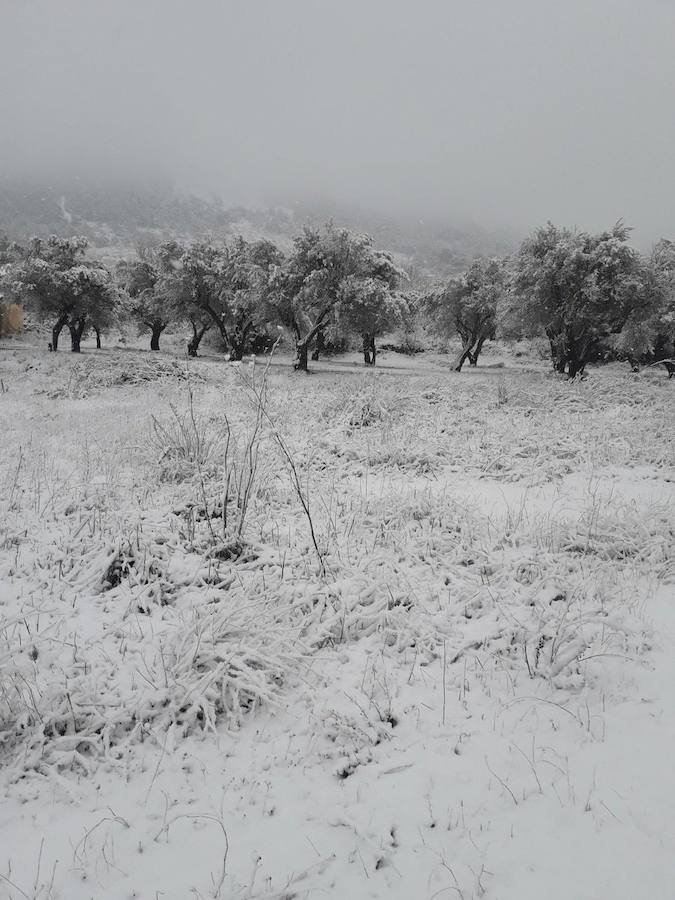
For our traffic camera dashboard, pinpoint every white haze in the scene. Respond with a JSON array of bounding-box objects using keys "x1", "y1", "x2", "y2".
[{"x1": 2, "y1": 0, "x2": 675, "y2": 244}]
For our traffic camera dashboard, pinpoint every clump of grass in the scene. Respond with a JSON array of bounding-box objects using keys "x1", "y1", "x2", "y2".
[
  {"x1": 54, "y1": 356, "x2": 204, "y2": 399},
  {"x1": 149, "y1": 402, "x2": 222, "y2": 483},
  {"x1": 151, "y1": 376, "x2": 268, "y2": 558},
  {"x1": 0, "y1": 612, "x2": 43, "y2": 752},
  {"x1": 322, "y1": 377, "x2": 407, "y2": 428},
  {"x1": 496, "y1": 377, "x2": 509, "y2": 406},
  {"x1": 0, "y1": 583, "x2": 306, "y2": 774}
]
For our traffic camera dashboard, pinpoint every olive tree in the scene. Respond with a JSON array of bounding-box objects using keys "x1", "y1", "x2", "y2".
[
  {"x1": 268, "y1": 224, "x2": 403, "y2": 370},
  {"x1": 612, "y1": 238, "x2": 675, "y2": 374},
  {"x1": 511, "y1": 222, "x2": 642, "y2": 377},
  {"x1": 117, "y1": 243, "x2": 184, "y2": 351},
  {"x1": 63, "y1": 264, "x2": 118, "y2": 352},
  {"x1": 336, "y1": 275, "x2": 407, "y2": 364},
  {"x1": 427, "y1": 258, "x2": 505, "y2": 371},
  {"x1": 13, "y1": 235, "x2": 116, "y2": 351},
  {"x1": 171, "y1": 238, "x2": 280, "y2": 360}
]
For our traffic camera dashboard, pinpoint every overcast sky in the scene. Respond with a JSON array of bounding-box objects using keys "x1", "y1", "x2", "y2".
[{"x1": 2, "y1": 0, "x2": 674, "y2": 243}]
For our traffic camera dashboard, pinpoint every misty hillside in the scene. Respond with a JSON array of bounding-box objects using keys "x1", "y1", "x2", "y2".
[{"x1": 0, "y1": 176, "x2": 517, "y2": 278}]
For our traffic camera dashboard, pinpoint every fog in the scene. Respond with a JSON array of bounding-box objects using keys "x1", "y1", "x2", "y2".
[{"x1": 2, "y1": 0, "x2": 675, "y2": 244}]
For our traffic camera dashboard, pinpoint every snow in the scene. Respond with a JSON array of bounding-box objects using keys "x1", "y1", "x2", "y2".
[{"x1": 0, "y1": 339, "x2": 673, "y2": 899}]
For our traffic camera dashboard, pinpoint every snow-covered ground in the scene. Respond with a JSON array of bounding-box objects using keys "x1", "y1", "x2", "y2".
[{"x1": 1, "y1": 340, "x2": 673, "y2": 899}]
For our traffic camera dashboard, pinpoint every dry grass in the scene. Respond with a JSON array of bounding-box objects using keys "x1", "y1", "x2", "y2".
[{"x1": 0, "y1": 343, "x2": 673, "y2": 773}]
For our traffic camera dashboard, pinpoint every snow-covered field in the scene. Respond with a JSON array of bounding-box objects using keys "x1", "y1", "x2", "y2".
[{"x1": 1, "y1": 340, "x2": 674, "y2": 900}]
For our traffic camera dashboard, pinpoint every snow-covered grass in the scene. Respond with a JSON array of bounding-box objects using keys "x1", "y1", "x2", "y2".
[{"x1": 0, "y1": 339, "x2": 673, "y2": 899}]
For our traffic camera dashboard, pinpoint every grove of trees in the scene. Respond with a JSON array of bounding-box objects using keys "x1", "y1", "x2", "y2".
[
  {"x1": 1, "y1": 219, "x2": 674, "y2": 377},
  {"x1": 425, "y1": 220, "x2": 674, "y2": 377}
]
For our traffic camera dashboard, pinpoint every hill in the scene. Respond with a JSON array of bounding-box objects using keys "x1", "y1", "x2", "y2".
[{"x1": 0, "y1": 176, "x2": 518, "y2": 279}]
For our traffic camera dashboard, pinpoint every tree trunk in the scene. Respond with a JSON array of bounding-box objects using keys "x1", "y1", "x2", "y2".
[
  {"x1": 187, "y1": 323, "x2": 209, "y2": 357},
  {"x1": 552, "y1": 338, "x2": 567, "y2": 373},
  {"x1": 469, "y1": 335, "x2": 486, "y2": 366},
  {"x1": 565, "y1": 334, "x2": 591, "y2": 378},
  {"x1": 229, "y1": 320, "x2": 252, "y2": 361},
  {"x1": 69, "y1": 319, "x2": 86, "y2": 353},
  {"x1": 150, "y1": 324, "x2": 163, "y2": 351},
  {"x1": 94, "y1": 326, "x2": 101, "y2": 349},
  {"x1": 454, "y1": 341, "x2": 475, "y2": 372},
  {"x1": 362, "y1": 333, "x2": 372, "y2": 365},
  {"x1": 196, "y1": 302, "x2": 231, "y2": 354},
  {"x1": 294, "y1": 312, "x2": 330, "y2": 371},
  {"x1": 566, "y1": 353, "x2": 587, "y2": 378},
  {"x1": 547, "y1": 329, "x2": 567, "y2": 373},
  {"x1": 52, "y1": 314, "x2": 68, "y2": 352},
  {"x1": 362, "y1": 333, "x2": 376, "y2": 365},
  {"x1": 311, "y1": 329, "x2": 325, "y2": 361},
  {"x1": 229, "y1": 341, "x2": 245, "y2": 361},
  {"x1": 295, "y1": 341, "x2": 309, "y2": 371}
]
